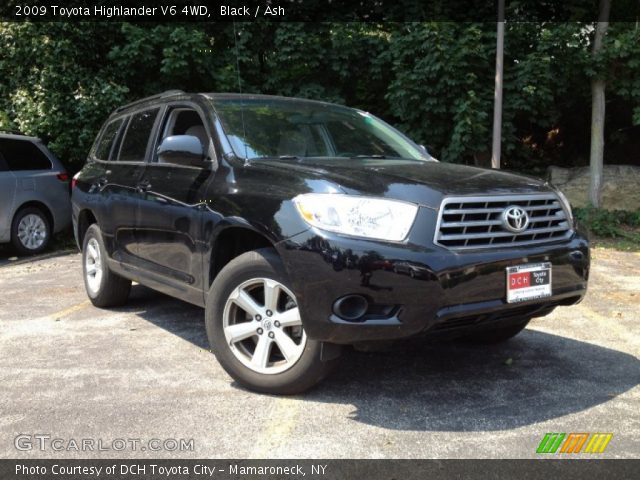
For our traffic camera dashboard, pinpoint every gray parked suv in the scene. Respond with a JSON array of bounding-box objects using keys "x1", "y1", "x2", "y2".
[{"x1": 0, "y1": 133, "x2": 71, "y2": 254}]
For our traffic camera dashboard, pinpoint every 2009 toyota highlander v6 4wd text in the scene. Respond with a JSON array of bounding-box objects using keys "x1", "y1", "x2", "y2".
[{"x1": 71, "y1": 91, "x2": 589, "y2": 394}]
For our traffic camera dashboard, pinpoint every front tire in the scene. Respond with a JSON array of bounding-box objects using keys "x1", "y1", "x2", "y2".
[
  {"x1": 206, "y1": 248, "x2": 340, "y2": 394},
  {"x1": 11, "y1": 207, "x2": 51, "y2": 255},
  {"x1": 82, "y1": 224, "x2": 131, "y2": 307}
]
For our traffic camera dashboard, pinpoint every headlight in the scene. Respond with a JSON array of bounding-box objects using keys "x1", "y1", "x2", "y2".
[
  {"x1": 555, "y1": 189, "x2": 574, "y2": 225},
  {"x1": 293, "y1": 194, "x2": 418, "y2": 242}
]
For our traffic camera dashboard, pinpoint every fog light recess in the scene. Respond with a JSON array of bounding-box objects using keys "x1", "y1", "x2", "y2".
[{"x1": 332, "y1": 295, "x2": 369, "y2": 321}]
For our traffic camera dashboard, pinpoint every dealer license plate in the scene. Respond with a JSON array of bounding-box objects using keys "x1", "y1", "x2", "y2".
[{"x1": 506, "y1": 262, "x2": 552, "y2": 303}]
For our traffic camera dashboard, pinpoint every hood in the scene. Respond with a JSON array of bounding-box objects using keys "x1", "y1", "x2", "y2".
[{"x1": 250, "y1": 158, "x2": 551, "y2": 207}]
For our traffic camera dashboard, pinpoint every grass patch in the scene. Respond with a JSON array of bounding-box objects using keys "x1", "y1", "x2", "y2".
[
  {"x1": 51, "y1": 230, "x2": 77, "y2": 251},
  {"x1": 574, "y1": 207, "x2": 640, "y2": 251},
  {"x1": 592, "y1": 237, "x2": 640, "y2": 252}
]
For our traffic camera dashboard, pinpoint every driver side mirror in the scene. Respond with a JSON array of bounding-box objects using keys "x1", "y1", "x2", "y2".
[{"x1": 157, "y1": 135, "x2": 204, "y2": 167}]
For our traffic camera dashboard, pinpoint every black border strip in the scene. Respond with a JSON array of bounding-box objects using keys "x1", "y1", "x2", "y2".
[
  {"x1": 2, "y1": 459, "x2": 640, "y2": 480},
  {"x1": 2, "y1": 0, "x2": 640, "y2": 22}
]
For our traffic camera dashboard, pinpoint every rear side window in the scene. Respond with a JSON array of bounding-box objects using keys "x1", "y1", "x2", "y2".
[
  {"x1": 117, "y1": 108, "x2": 159, "y2": 162},
  {"x1": 0, "y1": 138, "x2": 51, "y2": 171},
  {"x1": 95, "y1": 119, "x2": 124, "y2": 160}
]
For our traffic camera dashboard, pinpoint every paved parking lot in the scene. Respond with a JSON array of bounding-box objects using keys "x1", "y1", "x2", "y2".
[{"x1": 0, "y1": 248, "x2": 638, "y2": 459}]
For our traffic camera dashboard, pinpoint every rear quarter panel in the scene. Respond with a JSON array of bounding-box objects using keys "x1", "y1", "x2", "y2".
[
  {"x1": 0, "y1": 171, "x2": 17, "y2": 242},
  {"x1": 11, "y1": 169, "x2": 71, "y2": 234}
]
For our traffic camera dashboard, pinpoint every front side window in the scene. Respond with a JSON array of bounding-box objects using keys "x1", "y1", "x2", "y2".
[
  {"x1": 0, "y1": 138, "x2": 51, "y2": 171},
  {"x1": 95, "y1": 118, "x2": 124, "y2": 160},
  {"x1": 213, "y1": 98, "x2": 429, "y2": 162},
  {"x1": 160, "y1": 108, "x2": 209, "y2": 152},
  {"x1": 117, "y1": 108, "x2": 159, "y2": 162}
]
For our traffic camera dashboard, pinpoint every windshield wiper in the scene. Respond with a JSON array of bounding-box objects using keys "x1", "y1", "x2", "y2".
[
  {"x1": 351, "y1": 155, "x2": 428, "y2": 162},
  {"x1": 247, "y1": 155, "x2": 301, "y2": 161}
]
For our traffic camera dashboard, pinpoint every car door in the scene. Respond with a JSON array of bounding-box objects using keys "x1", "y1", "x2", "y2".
[
  {"x1": 101, "y1": 107, "x2": 161, "y2": 266},
  {"x1": 0, "y1": 150, "x2": 17, "y2": 243},
  {"x1": 134, "y1": 103, "x2": 217, "y2": 305}
]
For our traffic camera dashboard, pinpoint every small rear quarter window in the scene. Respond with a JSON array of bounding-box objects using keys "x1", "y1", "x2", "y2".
[
  {"x1": 117, "y1": 108, "x2": 159, "y2": 162},
  {"x1": 0, "y1": 138, "x2": 52, "y2": 171},
  {"x1": 95, "y1": 119, "x2": 124, "y2": 160}
]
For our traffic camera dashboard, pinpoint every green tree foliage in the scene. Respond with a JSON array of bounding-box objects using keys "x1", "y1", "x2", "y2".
[
  {"x1": 383, "y1": 23, "x2": 495, "y2": 161},
  {"x1": 0, "y1": 20, "x2": 639, "y2": 173},
  {"x1": 0, "y1": 23, "x2": 129, "y2": 164}
]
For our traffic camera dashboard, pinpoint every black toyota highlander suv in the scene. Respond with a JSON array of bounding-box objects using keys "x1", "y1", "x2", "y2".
[{"x1": 72, "y1": 91, "x2": 589, "y2": 394}]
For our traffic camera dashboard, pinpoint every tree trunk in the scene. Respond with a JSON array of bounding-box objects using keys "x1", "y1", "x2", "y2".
[
  {"x1": 589, "y1": 0, "x2": 611, "y2": 208},
  {"x1": 491, "y1": 0, "x2": 505, "y2": 169},
  {"x1": 590, "y1": 79, "x2": 606, "y2": 207}
]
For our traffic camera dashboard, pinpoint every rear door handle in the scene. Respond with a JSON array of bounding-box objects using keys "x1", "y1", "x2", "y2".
[
  {"x1": 94, "y1": 177, "x2": 108, "y2": 188},
  {"x1": 136, "y1": 180, "x2": 152, "y2": 192}
]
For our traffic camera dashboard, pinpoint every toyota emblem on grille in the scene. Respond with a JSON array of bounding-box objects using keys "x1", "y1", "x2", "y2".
[{"x1": 502, "y1": 206, "x2": 529, "y2": 233}]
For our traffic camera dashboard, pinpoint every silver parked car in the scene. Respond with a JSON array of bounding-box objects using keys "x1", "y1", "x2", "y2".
[{"x1": 0, "y1": 133, "x2": 71, "y2": 254}]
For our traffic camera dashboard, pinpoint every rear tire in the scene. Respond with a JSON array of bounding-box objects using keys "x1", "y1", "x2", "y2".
[
  {"x1": 82, "y1": 224, "x2": 131, "y2": 307},
  {"x1": 206, "y1": 248, "x2": 340, "y2": 394},
  {"x1": 11, "y1": 207, "x2": 51, "y2": 255},
  {"x1": 462, "y1": 319, "x2": 530, "y2": 344}
]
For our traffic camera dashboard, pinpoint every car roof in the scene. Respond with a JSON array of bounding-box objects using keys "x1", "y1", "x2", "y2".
[
  {"x1": 203, "y1": 92, "x2": 344, "y2": 108},
  {"x1": 113, "y1": 90, "x2": 348, "y2": 116},
  {"x1": 0, "y1": 132, "x2": 42, "y2": 142}
]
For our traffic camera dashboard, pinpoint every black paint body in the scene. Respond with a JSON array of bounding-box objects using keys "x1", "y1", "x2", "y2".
[{"x1": 72, "y1": 93, "x2": 589, "y2": 344}]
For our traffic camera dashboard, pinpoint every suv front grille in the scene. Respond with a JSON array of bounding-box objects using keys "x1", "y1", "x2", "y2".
[{"x1": 434, "y1": 194, "x2": 572, "y2": 250}]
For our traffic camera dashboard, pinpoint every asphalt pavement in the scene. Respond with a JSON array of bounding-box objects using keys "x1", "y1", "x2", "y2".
[{"x1": 0, "y1": 248, "x2": 638, "y2": 459}]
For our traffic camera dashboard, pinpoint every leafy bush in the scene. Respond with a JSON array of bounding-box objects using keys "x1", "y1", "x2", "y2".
[
  {"x1": 1, "y1": 19, "x2": 640, "y2": 172},
  {"x1": 574, "y1": 207, "x2": 640, "y2": 238}
]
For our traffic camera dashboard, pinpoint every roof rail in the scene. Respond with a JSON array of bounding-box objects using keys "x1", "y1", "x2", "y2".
[{"x1": 115, "y1": 89, "x2": 185, "y2": 112}]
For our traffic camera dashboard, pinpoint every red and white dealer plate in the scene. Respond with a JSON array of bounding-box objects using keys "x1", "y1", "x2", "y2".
[{"x1": 506, "y1": 262, "x2": 552, "y2": 303}]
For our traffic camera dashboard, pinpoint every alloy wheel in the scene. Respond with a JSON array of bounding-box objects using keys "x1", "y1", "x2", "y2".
[
  {"x1": 222, "y1": 277, "x2": 306, "y2": 375},
  {"x1": 84, "y1": 238, "x2": 103, "y2": 294},
  {"x1": 17, "y1": 214, "x2": 47, "y2": 250}
]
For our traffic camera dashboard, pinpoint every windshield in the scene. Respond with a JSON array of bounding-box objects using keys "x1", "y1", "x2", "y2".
[{"x1": 213, "y1": 97, "x2": 429, "y2": 161}]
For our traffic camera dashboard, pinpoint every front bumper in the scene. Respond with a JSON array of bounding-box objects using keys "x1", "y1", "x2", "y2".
[{"x1": 276, "y1": 223, "x2": 589, "y2": 344}]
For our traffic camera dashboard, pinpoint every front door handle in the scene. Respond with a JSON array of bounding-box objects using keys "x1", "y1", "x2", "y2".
[{"x1": 136, "y1": 180, "x2": 152, "y2": 192}]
